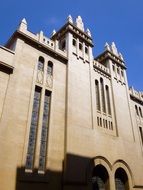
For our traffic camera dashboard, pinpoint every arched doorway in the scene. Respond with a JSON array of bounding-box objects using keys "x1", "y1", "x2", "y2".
[
  {"x1": 115, "y1": 168, "x2": 129, "y2": 190},
  {"x1": 92, "y1": 165, "x2": 109, "y2": 190}
]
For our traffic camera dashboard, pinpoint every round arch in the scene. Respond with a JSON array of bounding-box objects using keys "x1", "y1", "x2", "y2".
[
  {"x1": 92, "y1": 164, "x2": 110, "y2": 190},
  {"x1": 87, "y1": 156, "x2": 112, "y2": 190},
  {"x1": 113, "y1": 160, "x2": 133, "y2": 190}
]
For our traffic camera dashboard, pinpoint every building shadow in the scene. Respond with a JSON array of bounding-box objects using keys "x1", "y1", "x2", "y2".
[{"x1": 16, "y1": 154, "x2": 95, "y2": 190}]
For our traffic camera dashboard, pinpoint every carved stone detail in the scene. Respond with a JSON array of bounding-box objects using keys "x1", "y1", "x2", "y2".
[
  {"x1": 36, "y1": 70, "x2": 44, "y2": 84},
  {"x1": 46, "y1": 74, "x2": 53, "y2": 88}
]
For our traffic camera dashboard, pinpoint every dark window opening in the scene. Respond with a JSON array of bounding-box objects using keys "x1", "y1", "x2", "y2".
[
  {"x1": 115, "y1": 168, "x2": 129, "y2": 190},
  {"x1": 73, "y1": 39, "x2": 76, "y2": 46},
  {"x1": 79, "y1": 43, "x2": 82, "y2": 50},
  {"x1": 47, "y1": 61, "x2": 53, "y2": 75},
  {"x1": 92, "y1": 165, "x2": 109, "y2": 190},
  {"x1": 38, "y1": 56, "x2": 44, "y2": 71}
]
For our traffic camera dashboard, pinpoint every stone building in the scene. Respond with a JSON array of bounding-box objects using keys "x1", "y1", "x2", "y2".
[{"x1": 0, "y1": 15, "x2": 143, "y2": 190}]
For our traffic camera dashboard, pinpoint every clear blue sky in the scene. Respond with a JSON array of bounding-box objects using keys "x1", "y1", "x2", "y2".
[{"x1": 0, "y1": 0, "x2": 142, "y2": 91}]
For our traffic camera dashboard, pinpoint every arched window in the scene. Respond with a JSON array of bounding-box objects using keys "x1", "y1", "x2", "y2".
[
  {"x1": 100, "y1": 118, "x2": 102, "y2": 127},
  {"x1": 139, "y1": 107, "x2": 143, "y2": 117},
  {"x1": 72, "y1": 38, "x2": 76, "y2": 46},
  {"x1": 100, "y1": 78, "x2": 106, "y2": 113},
  {"x1": 97, "y1": 117, "x2": 99, "y2": 126},
  {"x1": 95, "y1": 80, "x2": 100, "y2": 111},
  {"x1": 135, "y1": 105, "x2": 139, "y2": 116},
  {"x1": 106, "y1": 85, "x2": 111, "y2": 115},
  {"x1": 92, "y1": 165, "x2": 109, "y2": 190},
  {"x1": 115, "y1": 168, "x2": 129, "y2": 190},
  {"x1": 38, "y1": 56, "x2": 44, "y2": 71},
  {"x1": 85, "y1": 46, "x2": 88, "y2": 54},
  {"x1": 79, "y1": 42, "x2": 82, "y2": 50},
  {"x1": 47, "y1": 61, "x2": 53, "y2": 75}
]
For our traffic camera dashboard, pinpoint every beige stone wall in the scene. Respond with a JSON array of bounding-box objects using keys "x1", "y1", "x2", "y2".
[
  {"x1": 0, "y1": 18, "x2": 143, "y2": 190},
  {"x1": 0, "y1": 35, "x2": 67, "y2": 189}
]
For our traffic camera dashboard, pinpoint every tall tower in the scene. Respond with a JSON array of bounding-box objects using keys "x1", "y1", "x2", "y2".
[
  {"x1": 95, "y1": 42, "x2": 134, "y2": 140},
  {"x1": 52, "y1": 15, "x2": 94, "y2": 184}
]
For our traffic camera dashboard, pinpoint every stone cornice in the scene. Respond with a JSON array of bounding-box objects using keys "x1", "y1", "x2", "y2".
[
  {"x1": 5, "y1": 30, "x2": 68, "y2": 64},
  {"x1": 95, "y1": 50, "x2": 126, "y2": 69},
  {"x1": 130, "y1": 94, "x2": 143, "y2": 105},
  {"x1": 0, "y1": 60, "x2": 14, "y2": 74},
  {"x1": 51, "y1": 22, "x2": 94, "y2": 47}
]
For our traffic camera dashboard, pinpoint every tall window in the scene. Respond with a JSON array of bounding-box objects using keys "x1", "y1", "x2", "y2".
[
  {"x1": 139, "y1": 127, "x2": 143, "y2": 145},
  {"x1": 115, "y1": 168, "x2": 129, "y2": 190},
  {"x1": 135, "y1": 105, "x2": 139, "y2": 116},
  {"x1": 139, "y1": 107, "x2": 143, "y2": 118},
  {"x1": 106, "y1": 85, "x2": 111, "y2": 115},
  {"x1": 47, "y1": 61, "x2": 53, "y2": 76},
  {"x1": 92, "y1": 165, "x2": 109, "y2": 190},
  {"x1": 100, "y1": 78, "x2": 106, "y2": 113},
  {"x1": 39, "y1": 91, "x2": 51, "y2": 172},
  {"x1": 25, "y1": 86, "x2": 41, "y2": 170},
  {"x1": 95, "y1": 80, "x2": 100, "y2": 111},
  {"x1": 72, "y1": 38, "x2": 76, "y2": 46},
  {"x1": 38, "y1": 56, "x2": 44, "y2": 71}
]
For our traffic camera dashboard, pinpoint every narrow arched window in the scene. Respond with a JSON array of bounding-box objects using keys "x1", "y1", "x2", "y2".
[
  {"x1": 95, "y1": 80, "x2": 100, "y2": 111},
  {"x1": 92, "y1": 165, "x2": 109, "y2": 190},
  {"x1": 79, "y1": 42, "x2": 82, "y2": 50},
  {"x1": 135, "y1": 105, "x2": 139, "y2": 116},
  {"x1": 100, "y1": 118, "x2": 102, "y2": 127},
  {"x1": 139, "y1": 107, "x2": 143, "y2": 117},
  {"x1": 47, "y1": 61, "x2": 53, "y2": 76},
  {"x1": 38, "y1": 56, "x2": 44, "y2": 71},
  {"x1": 100, "y1": 78, "x2": 106, "y2": 113},
  {"x1": 97, "y1": 117, "x2": 99, "y2": 126},
  {"x1": 85, "y1": 46, "x2": 88, "y2": 54},
  {"x1": 106, "y1": 85, "x2": 111, "y2": 115},
  {"x1": 115, "y1": 168, "x2": 129, "y2": 190},
  {"x1": 72, "y1": 38, "x2": 76, "y2": 46}
]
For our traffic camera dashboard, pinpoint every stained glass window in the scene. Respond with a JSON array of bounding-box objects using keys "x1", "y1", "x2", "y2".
[
  {"x1": 38, "y1": 56, "x2": 44, "y2": 71},
  {"x1": 39, "y1": 91, "x2": 51, "y2": 171},
  {"x1": 25, "y1": 86, "x2": 41, "y2": 170},
  {"x1": 47, "y1": 61, "x2": 53, "y2": 75},
  {"x1": 115, "y1": 178, "x2": 126, "y2": 190}
]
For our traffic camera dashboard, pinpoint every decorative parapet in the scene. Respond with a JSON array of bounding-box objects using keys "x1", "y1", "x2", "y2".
[
  {"x1": 16, "y1": 18, "x2": 68, "y2": 60},
  {"x1": 95, "y1": 49, "x2": 126, "y2": 70},
  {"x1": 75, "y1": 16, "x2": 84, "y2": 31},
  {"x1": 93, "y1": 60, "x2": 110, "y2": 76},
  {"x1": 129, "y1": 86, "x2": 143, "y2": 104},
  {"x1": 37, "y1": 31, "x2": 55, "y2": 50},
  {"x1": 51, "y1": 16, "x2": 93, "y2": 47}
]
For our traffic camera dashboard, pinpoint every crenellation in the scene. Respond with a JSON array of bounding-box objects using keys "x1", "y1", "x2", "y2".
[
  {"x1": 75, "y1": 16, "x2": 84, "y2": 31},
  {"x1": 18, "y1": 18, "x2": 27, "y2": 31},
  {"x1": 93, "y1": 60, "x2": 110, "y2": 76},
  {"x1": 129, "y1": 86, "x2": 143, "y2": 103}
]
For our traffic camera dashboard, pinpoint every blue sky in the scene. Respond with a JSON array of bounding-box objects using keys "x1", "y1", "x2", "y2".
[{"x1": 0, "y1": 0, "x2": 143, "y2": 91}]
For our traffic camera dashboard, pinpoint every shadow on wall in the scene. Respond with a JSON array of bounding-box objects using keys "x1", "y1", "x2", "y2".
[
  {"x1": 16, "y1": 167, "x2": 63, "y2": 190},
  {"x1": 15, "y1": 154, "x2": 95, "y2": 190}
]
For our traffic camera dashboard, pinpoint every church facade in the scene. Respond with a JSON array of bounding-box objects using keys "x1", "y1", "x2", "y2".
[{"x1": 0, "y1": 15, "x2": 143, "y2": 190}]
